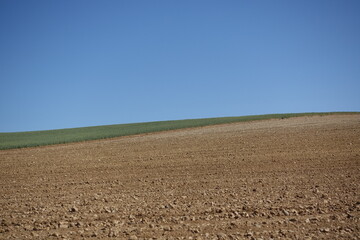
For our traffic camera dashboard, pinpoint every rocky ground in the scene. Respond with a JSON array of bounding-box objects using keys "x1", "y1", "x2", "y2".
[{"x1": 0, "y1": 114, "x2": 359, "y2": 239}]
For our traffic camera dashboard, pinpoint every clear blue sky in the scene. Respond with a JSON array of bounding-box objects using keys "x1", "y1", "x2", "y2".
[{"x1": 1, "y1": 0, "x2": 359, "y2": 132}]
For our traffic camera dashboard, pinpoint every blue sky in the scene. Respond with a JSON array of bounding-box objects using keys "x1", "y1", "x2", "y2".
[{"x1": 1, "y1": 0, "x2": 359, "y2": 132}]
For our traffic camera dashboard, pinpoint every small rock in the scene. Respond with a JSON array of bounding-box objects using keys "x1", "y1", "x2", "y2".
[
  {"x1": 282, "y1": 209, "x2": 290, "y2": 216},
  {"x1": 112, "y1": 220, "x2": 120, "y2": 225},
  {"x1": 104, "y1": 207, "x2": 112, "y2": 213},
  {"x1": 129, "y1": 235, "x2": 138, "y2": 240},
  {"x1": 70, "y1": 206, "x2": 78, "y2": 212},
  {"x1": 217, "y1": 233, "x2": 227, "y2": 239},
  {"x1": 76, "y1": 221, "x2": 84, "y2": 227},
  {"x1": 291, "y1": 209, "x2": 299, "y2": 215},
  {"x1": 24, "y1": 224, "x2": 33, "y2": 231},
  {"x1": 108, "y1": 230, "x2": 118, "y2": 237},
  {"x1": 51, "y1": 232, "x2": 60, "y2": 237},
  {"x1": 163, "y1": 226, "x2": 172, "y2": 231},
  {"x1": 59, "y1": 221, "x2": 68, "y2": 229}
]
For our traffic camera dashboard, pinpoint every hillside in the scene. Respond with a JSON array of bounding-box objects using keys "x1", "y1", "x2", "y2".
[
  {"x1": 0, "y1": 112, "x2": 358, "y2": 150},
  {"x1": 0, "y1": 114, "x2": 359, "y2": 239}
]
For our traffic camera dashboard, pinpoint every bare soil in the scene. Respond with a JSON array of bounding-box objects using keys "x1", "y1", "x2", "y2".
[{"x1": 0, "y1": 115, "x2": 359, "y2": 240}]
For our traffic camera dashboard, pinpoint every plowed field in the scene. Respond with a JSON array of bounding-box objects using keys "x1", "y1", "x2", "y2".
[{"x1": 1, "y1": 115, "x2": 359, "y2": 239}]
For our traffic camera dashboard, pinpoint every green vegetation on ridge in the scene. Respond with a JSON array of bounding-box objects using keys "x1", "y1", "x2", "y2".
[{"x1": 0, "y1": 112, "x2": 358, "y2": 150}]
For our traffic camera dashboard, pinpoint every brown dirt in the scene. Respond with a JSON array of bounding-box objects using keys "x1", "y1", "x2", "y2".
[{"x1": 0, "y1": 115, "x2": 359, "y2": 240}]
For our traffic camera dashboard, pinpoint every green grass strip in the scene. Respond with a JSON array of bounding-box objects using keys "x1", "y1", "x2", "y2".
[{"x1": 0, "y1": 112, "x2": 358, "y2": 150}]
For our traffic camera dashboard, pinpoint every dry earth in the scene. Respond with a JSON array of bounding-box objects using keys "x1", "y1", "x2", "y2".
[{"x1": 0, "y1": 115, "x2": 359, "y2": 240}]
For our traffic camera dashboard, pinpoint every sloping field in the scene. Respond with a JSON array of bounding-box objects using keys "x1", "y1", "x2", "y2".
[
  {"x1": 0, "y1": 114, "x2": 359, "y2": 239},
  {"x1": 1, "y1": 112, "x2": 356, "y2": 150}
]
